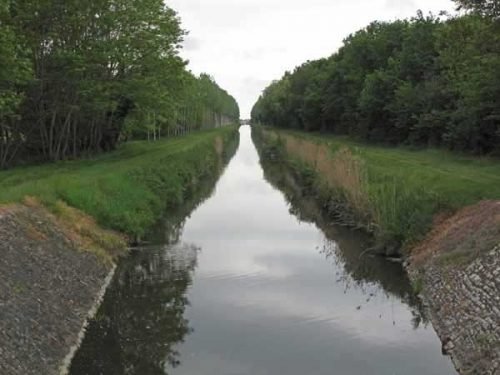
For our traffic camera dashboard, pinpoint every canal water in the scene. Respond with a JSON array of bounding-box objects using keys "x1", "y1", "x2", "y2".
[{"x1": 70, "y1": 126, "x2": 455, "y2": 375}]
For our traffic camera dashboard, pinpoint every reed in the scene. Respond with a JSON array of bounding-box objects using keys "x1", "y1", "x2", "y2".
[
  {"x1": 282, "y1": 134, "x2": 371, "y2": 219},
  {"x1": 259, "y1": 127, "x2": 500, "y2": 253}
]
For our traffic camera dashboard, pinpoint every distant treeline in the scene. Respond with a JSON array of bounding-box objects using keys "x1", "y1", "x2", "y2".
[
  {"x1": 0, "y1": 0, "x2": 239, "y2": 168},
  {"x1": 252, "y1": 1, "x2": 500, "y2": 155}
]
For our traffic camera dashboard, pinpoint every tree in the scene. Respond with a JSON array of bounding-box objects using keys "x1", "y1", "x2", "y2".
[
  {"x1": 436, "y1": 15, "x2": 500, "y2": 153},
  {"x1": 251, "y1": 12, "x2": 499, "y2": 155},
  {"x1": 0, "y1": 0, "x2": 239, "y2": 168},
  {"x1": 0, "y1": 1, "x2": 32, "y2": 167},
  {"x1": 455, "y1": 0, "x2": 500, "y2": 18}
]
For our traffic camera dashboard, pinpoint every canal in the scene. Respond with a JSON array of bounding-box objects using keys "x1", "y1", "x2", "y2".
[{"x1": 70, "y1": 125, "x2": 455, "y2": 375}]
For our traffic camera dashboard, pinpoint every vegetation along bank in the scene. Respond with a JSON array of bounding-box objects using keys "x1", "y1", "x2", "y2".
[
  {"x1": 0, "y1": 0, "x2": 239, "y2": 169},
  {"x1": 253, "y1": 126, "x2": 500, "y2": 374},
  {"x1": 1, "y1": 0, "x2": 241, "y2": 372},
  {"x1": 250, "y1": 1, "x2": 500, "y2": 373},
  {"x1": 0, "y1": 126, "x2": 239, "y2": 374}
]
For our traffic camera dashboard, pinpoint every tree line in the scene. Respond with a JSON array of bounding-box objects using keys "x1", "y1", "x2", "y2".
[
  {"x1": 251, "y1": 1, "x2": 500, "y2": 155},
  {"x1": 0, "y1": 0, "x2": 239, "y2": 169}
]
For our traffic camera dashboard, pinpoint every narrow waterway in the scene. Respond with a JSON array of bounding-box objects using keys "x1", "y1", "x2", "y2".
[{"x1": 70, "y1": 126, "x2": 455, "y2": 375}]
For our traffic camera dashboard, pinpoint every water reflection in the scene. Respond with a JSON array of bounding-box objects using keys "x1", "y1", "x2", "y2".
[
  {"x1": 70, "y1": 133, "x2": 239, "y2": 375},
  {"x1": 69, "y1": 243, "x2": 197, "y2": 374},
  {"x1": 71, "y1": 126, "x2": 454, "y2": 375},
  {"x1": 254, "y1": 140, "x2": 427, "y2": 329}
]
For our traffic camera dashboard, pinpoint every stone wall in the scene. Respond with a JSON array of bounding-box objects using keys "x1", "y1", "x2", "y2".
[
  {"x1": 410, "y1": 246, "x2": 500, "y2": 375},
  {"x1": 0, "y1": 205, "x2": 116, "y2": 375},
  {"x1": 417, "y1": 246, "x2": 500, "y2": 374},
  {"x1": 408, "y1": 200, "x2": 500, "y2": 374}
]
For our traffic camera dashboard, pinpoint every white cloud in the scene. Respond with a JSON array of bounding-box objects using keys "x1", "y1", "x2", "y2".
[
  {"x1": 385, "y1": 0, "x2": 418, "y2": 12},
  {"x1": 168, "y1": 0, "x2": 455, "y2": 118}
]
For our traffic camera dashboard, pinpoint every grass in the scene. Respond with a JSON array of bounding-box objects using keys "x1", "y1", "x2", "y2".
[
  {"x1": 257, "y1": 126, "x2": 500, "y2": 252},
  {"x1": 411, "y1": 276, "x2": 424, "y2": 295},
  {"x1": 0, "y1": 126, "x2": 237, "y2": 240},
  {"x1": 22, "y1": 196, "x2": 127, "y2": 264}
]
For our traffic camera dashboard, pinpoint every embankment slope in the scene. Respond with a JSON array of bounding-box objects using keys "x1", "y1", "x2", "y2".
[
  {"x1": 254, "y1": 126, "x2": 500, "y2": 374},
  {"x1": 0, "y1": 203, "x2": 121, "y2": 375},
  {"x1": 0, "y1": 126, "x2": 239, "y2": 374},
  {"x1": 410, "y1": 201, "x2": 500, "y2": 375}
]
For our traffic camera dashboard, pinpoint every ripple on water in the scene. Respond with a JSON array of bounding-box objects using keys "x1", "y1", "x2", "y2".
[{"x1": 70, "y1": 126, "x2": 456, "y2": 375}]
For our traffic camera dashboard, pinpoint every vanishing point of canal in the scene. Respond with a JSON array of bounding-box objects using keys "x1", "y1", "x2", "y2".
[{"x1": 70, "y1": 126, "x2": 455, "y2": 375}]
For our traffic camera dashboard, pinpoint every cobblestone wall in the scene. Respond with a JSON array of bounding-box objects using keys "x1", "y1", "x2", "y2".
[
  {"x1": 413, "y1": 246, "x2": 500, "y2": 375},
  {"x1": 0, "y1": 206, "x2": 114, "y2": 375}
]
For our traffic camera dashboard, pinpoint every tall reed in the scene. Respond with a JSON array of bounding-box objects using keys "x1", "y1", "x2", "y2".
[{"x1": 261, "y1": 128, "x2": 445, "y2": 252}]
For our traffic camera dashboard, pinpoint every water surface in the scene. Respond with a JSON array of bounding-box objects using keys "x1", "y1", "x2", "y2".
[{"x1": 71, "y1": 126, "x2": 455, "y2": 375}]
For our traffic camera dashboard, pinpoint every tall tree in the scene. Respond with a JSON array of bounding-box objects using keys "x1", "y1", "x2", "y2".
[
  {"x1": 0, "y1": 0, "x2": 239, "y2": 168},
  {"x1": 0, "y1": 0, "x2": 32, "y2": 167},
  {"x1": 455, "y1": 0, "x2": 500, "y2": 17},
  {"x1": 252, "y1": 12, "x2": 500, "y2": 155}
]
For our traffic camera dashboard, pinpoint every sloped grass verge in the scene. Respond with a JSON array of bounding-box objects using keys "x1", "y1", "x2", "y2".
[
  {"x1": 254, "y1": 126, "x2": 500, "y2": 254},
  {"x1": 0, "y1": 127, "x2": 238, "y2": 245}
]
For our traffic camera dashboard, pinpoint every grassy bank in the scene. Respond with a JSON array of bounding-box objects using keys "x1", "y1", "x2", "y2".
[
  {"x1": 255, "y1": 126, "x2": 500, "y2": 254},
  {"x1": 0, "y1": 127, "x2": 238, "y2": 241}
]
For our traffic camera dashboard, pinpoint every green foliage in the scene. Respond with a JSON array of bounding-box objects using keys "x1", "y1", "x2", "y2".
[
  {"x1": 125, "y1": 72, "x2": 239, "y2": 140},
  {"x1": 455, "y1": 0, "x2": 500, "y2": 17},
  {"x1": 0, "y1": 126, "x2": 237, "y2": 238},
  {"x1": 252, "y1": 12, "x2": 500, "y2": 156},
  {"x1": 263, "y1": 128, "x2": 500, "y2": 250},
  {"x1": 0, "y1": 0, "x2": 239, "y2": 168},
  {"x1": 412, "y1": 276, "x2": 424, "y2": 294},
  {"x1": 0, "y1": 1, "x2": 33, "y2": 167}
]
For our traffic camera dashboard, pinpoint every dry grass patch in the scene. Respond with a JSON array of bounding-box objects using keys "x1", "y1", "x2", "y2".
[
  {"x1": 24, "y1": 222, "x2": 49, "y2": 241},
  {"x1": 411, "y1": 200, "x2": 500, "y2": 266},
  {"x1": 23, "y1": 197, "x2": 127, "y2": 264},
  {"x1": 278, "y1": 132, "x2": 373, "y2": 223},
  {"x1": 0, "y1": 204, "x2": 17, "y2": 218},
  {"x1": 214, "y1": 136, "x2": 224, "y2": 157},
  {"x1": 258, "y1": 126, "x2": 500, "y2": 258}
]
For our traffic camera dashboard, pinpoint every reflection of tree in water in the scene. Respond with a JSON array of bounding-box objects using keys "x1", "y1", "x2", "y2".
[
  {"x1": 151, "y1": 178, "x2": 219, "y2": 246},
  {"x1": 319, "y1": 238, "x2": 426, "y2": 329},
  {"x1": 71, "y1": 134, "x2": 240, "y2": 375},
  {"x1": 70, "y1": 243, "x2": 199, "y2": 375},
  {"x1": 148, "y1": 132, "x2": 240, "y2": 246},
  {"x1": 253, "y1": 133, "x2": 428, "y2": 328}
]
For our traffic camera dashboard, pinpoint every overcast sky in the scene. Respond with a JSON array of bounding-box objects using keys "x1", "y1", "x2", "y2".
[{"x1": 168, "y1": 0, "x2": 456, "y2": 118}]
